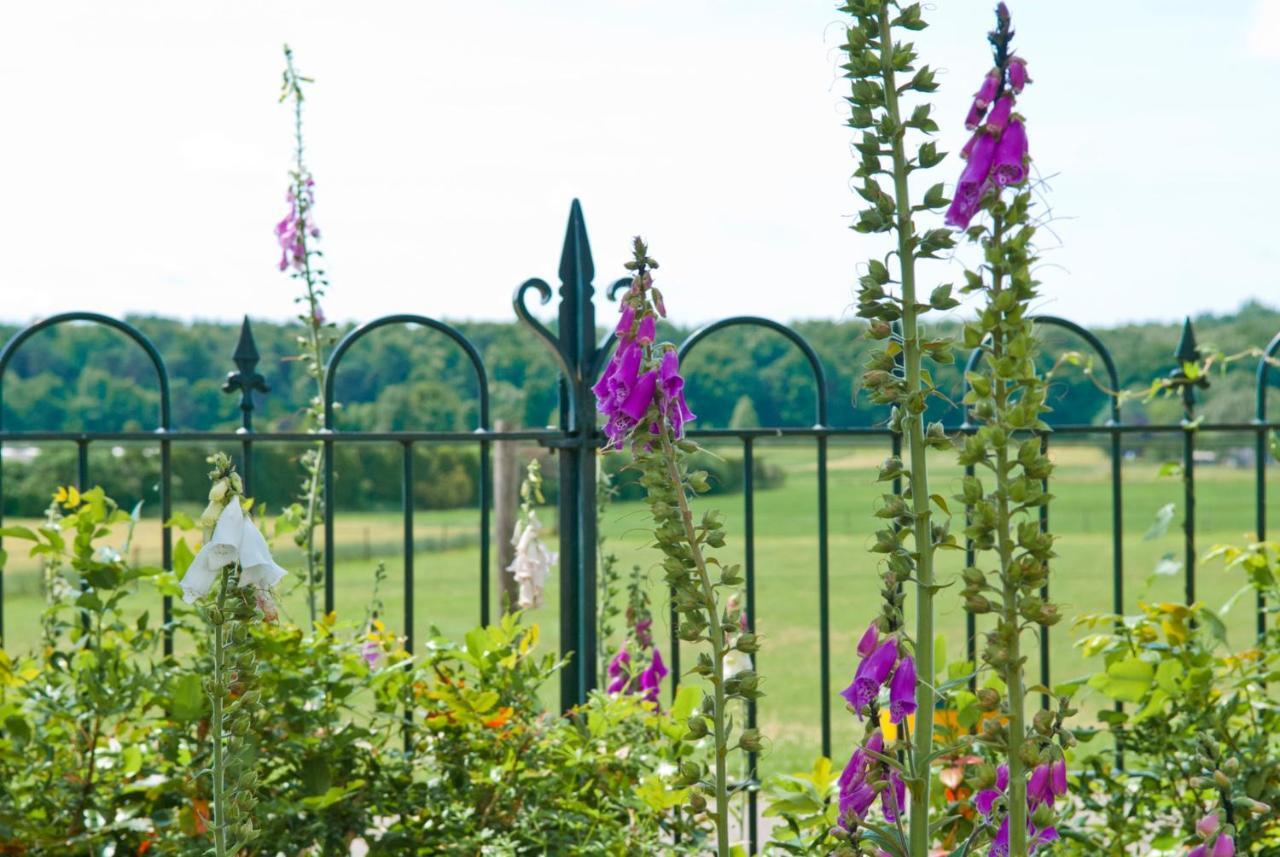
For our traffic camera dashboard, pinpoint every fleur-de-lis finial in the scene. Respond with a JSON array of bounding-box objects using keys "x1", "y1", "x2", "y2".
[{"x1": 223, "y1": 316, "x2": 270, "y2": 429}]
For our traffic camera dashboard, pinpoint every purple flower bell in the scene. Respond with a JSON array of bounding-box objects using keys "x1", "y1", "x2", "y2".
[
  {"x1": 887, "y1": 655, "x2": 917, "y2": 724},
  {"x1": 992, "y1": 118, "x2": 1028, "y2": 186},
  {"x1": 840, "y1": 638, "x2": 898, "y2": 713}
]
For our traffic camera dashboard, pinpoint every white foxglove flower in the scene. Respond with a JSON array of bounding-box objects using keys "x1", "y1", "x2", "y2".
[
  {"x1": 506, "y1": 510, "x2": 556, "y2": 610},
  {"x1": 181, "y1": 500, "x2": 288, "y2": 604},
  {"x1": 723, "y1": 648, "x2": 754, "y2": 679}
]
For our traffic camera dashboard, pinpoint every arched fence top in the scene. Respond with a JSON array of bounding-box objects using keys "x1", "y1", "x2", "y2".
[
  {"x1": 677, "y1": 316, "x2": 830, "y2": 429},
  {"x1": 0, "y1": 312, "x2": 172, "y2": 431},
  {"x1": 1256, "y1": 330, "x2": 1280, "y2": 422},
  {"x1": 961, "y1": 313, "x2": 1122, "y2": 428},
  {"x1": 323, "y1": 314, "x2": 490, "y2": 432}
]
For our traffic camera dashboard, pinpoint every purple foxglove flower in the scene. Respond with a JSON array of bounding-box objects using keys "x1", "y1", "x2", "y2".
[
  {"x1": 615, "y1": 303, "x2": 636, "y2": 338},
  {"x1": 606, "y1": 649, "x2": 631, "y2": 694},
  {"x1": 840, "y1": 639, "x2": 898, "y2": 712},
  {"x1": 1050, "y1": 758, "x2": 1067, "y2": 798},
  {"x1": 974, "y1": 69, "x2": 1000, "y2": 108},
  {"x1": 996, "y1": 763, "x2": 1009, "y2": 792},
  {"x1": 621, "y1": 370, "x2": 658, "y2": 421},
  {"x1": 1027, "y1": 763, "x2": 1052, "y2": 807},
  {"x1": 1188, "y1": 847, "x2": 1207, "y2": 857},
  {"x1": 882, "y1": 770, "x2": 906, "y2": 821},
  {"x1": 945, "y1": 132, "x2": 998, "y2": 229},
  {"x1": 887, "y1": 655, "x2": 917, "y2": 724},
  {"x1": 1008, "y1": 57, "x2": 1030, "y2": 93},
  {"x1": 975, "y1": 788, "x2": 1002, "y2": 817},
  {"x1": 838, "y1": 781, "x2": 877, "y2": 826},
  {"x1": 657, "y1": 349, "x2": 697, "y2": 438},
  {"x1": 984, "y1": 95, "x2": 1013, "y2": 133},
  {"x1": 992, "y1": 118, "x2": 1029, "y2": 187},
  {"x1": 1212, "y1": 834, "x2": 1235, "y2": 857},
  {"x1": 990, "y1": 815, "x2": 1011, "y2": 857},
  {"x1": 361, "y1": 639, "x2": 381, "y2": 668},
  {"x1": 635, "y1": 617, "x2": 654, "y2": 648},
  {"x1": 638, "y1": 648, "x2": 668, "y2": 703},
  {"x1": 592, "y1": 339, "x2": 643, "y2": 412},
  {"x1": 1032, "y1": 825, "x2": 1059, "y2": 852},
  {"x1": 856, "y1": 621, "x2": 878, "y2": 658},
  {"x1": 839, "y1": 731, "x2": 882, "y2": 791},
  {"x1": 960, "y1": 132, "x2": 979, "y2": 161},
  {"x1": 965, "y1": 100, "x2": 986, "y2": 131},
  {"x1": 636, "y1": 314, "x2": 656, "y2": 343}
]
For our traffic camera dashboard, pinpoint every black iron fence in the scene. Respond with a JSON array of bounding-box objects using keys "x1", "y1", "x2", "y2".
[{"x1": 1, "y1": 200, "x2": 1278, "y2": 850}]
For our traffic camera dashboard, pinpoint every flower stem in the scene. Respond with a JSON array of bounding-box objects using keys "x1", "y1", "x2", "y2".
[
  {"x1": 661, "y1": 433, "x2": 730, "y2": 857},
  {"x1": 210, "y1": 568, "x2": 231, "y2": 857},
  {"x1": 284, "y1": 45, "x2": 327, "y2": 626},
  {"x1": 877, "y1": 5, "x2": 935, "y2": 853},
  {"x1": 989, "y1": 212, "x2": 1028, "y2": 856}
]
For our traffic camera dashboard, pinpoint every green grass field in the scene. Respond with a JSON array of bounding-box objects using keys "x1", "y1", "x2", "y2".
[{"x1": 2, "y1": 438, "x2": 1276, "y2": 779}]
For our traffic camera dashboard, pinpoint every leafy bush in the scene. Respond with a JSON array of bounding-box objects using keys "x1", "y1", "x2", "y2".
[
  {"x1": 0, "y1": 486, "x2": 701, "y2": 855},
  {"x1": 1066, "y1": 542, "x2": 1280, "y2": 853}
]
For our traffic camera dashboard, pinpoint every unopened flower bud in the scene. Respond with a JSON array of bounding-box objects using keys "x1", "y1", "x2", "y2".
[
  {"x1": 1214, "y1": 770, "x2": 1232, "y2": 790},
  {"x1": 976, "y1": 688, "x2": 1001, "y2": 711},
  {"x1": 965, "y1": 595, "x2": 993, "y2": 614},
  {"x1": 1030, "y1": 803, "x2": 1055, "y2": 829},
  {"x1": 208, "y1": 606, "x2": 225, "y2": 626},
  {"x1": 688, "y1": 791, "x2": 707, "y2": 813},
  {"x1": 685, "y1": 716, "x2": 709, "y2": 740},
  {"x1": 739, "y1": 728, "x2": 764, "y2": 753},
  {"x1": 1033, "y1": 709, "x2": 1054, "y2": 736}
]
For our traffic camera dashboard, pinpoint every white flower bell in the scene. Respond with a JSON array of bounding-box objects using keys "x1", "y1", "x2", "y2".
[
  {"x1": 506, "y1": 509, "x2": 556, "y2": 610},
  {"x1": 181, "y1": 500, "x2": 288, "y2": 604}
]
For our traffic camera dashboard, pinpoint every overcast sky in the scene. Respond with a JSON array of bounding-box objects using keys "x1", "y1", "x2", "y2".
[{"x1": 1, "y1": 1, "x2": 1277, "y2": 331}]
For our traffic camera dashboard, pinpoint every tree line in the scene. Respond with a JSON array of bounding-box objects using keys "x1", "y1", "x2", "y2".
[{"x1": 0, "y1": 303, "x2": 1276, "y2": 514}]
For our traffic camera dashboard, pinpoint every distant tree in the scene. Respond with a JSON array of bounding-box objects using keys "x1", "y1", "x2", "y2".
[{"x1": 729, "y1": 395, "x2": 760, "y2": 429}]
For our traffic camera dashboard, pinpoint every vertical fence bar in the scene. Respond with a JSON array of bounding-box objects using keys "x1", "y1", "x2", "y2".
[
  {"x1": 77, "y1": 438, "x2": 90, "y2": 633},
  {"x1": 1038, "y1": 433, "x2": 1050, "y2": 709},
  {"x1": 402, "y1": 442, "x2": 415, "y2": 656},
  {"x1": 553, "y1": 199, "x2": 599, "y2": 708},
  {"x1": 1174, "y1": 319, "x2": 1201, "y2": 607},
  {"x1": 0, "y1": 438, "x2": 5, "y2": 643},
  {"x1": 1255, "y1": 333, "x2": 1280, "y2": 641},
  {"x1": 161, "y1": 435, "x2": 173, "y2": 655},
  {"x1": 1110, "y1": 416, "x2": 1126, "y2": 764},
  {"x1": 479, "y1": 437, "x2": 492, "y2": 626},
  {"x1": 323, "y1": 436, "x2": 336, "y2": 615},
  {"x1": 817, "y1": 433, "x2": 831, "y2": 760},
  {"x1": 741, "y1": 437, "x2": 758, "y2": 853}
]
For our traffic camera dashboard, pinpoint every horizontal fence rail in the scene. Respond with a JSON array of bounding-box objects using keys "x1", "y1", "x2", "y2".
[{"x1": 0, "y1": 200, "x2": 1278, "y2": 853}]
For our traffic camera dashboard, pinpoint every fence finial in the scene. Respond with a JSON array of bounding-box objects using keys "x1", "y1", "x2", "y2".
[
  {"x1": 1170, "y1": 316, "x2": 1209, "y2": 409},
  {"x1": 558, "y1": 198, "x2": 595, "y2": 291},
  {"x1": 223, "y1": 316, "x2": 270, "y2": 428}
]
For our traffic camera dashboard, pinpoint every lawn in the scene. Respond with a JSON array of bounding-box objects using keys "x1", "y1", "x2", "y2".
[{"x1": 1, "y1": 437, "x2": 1275, "y2": 780}]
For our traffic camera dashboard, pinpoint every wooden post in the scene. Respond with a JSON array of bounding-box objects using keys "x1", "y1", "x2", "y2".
[{"x1": 493, "y1": 420, "x2": 521, "y2": 614}]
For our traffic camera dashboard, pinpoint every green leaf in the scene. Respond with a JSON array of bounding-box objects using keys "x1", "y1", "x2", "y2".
[
  {"x1": 164, "y1": 511, "x2": 197, "y2": 531},
  {"x1": 1144, "y1": 504, "x2": 1176, "y2": 540},
  {"x1": 0, "y1": 526, "x2": 39, "y2": 541},
  {"x1": 168, "y1": 673, "x2": 206, "y2": 721},
  {"x1": 1088, "y1": 656, "x2": 1155, "y2": 703},
  {"x1": 173, "y1": 537, "x2": 194, "y2": 576}
]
